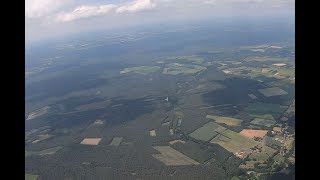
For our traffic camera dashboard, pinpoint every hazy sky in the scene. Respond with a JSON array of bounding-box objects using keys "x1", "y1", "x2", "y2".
[{"x1": 25, "y1": 0, "x2": 294, "y2": 43}]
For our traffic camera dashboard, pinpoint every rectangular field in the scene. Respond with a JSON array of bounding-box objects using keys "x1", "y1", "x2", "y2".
[
  {"x1": 152, "y1": 146, "x2": 200, "y2": 166},
  {"x1": 110, "y1": 137, "x2": 123, "y2": 146},
  {"x1": 250, "y1": 118, "x2": 275, "y2": 127},
  {"x1": 258, "y1": 87, "x2": 288, "y2": 97},
  {"x1": 189, "y1": 122, "x2": 226, "y2": 142},
  {"x1": 240, "y1": 129, "x2": 268, "y2": 139},
  {"x1": 206, "y1": 115, "x2": 243, "y2": 126},
  {"x1": 210, "y1": 129, "x2": 259, "y2": 154},
  {"x1": 80, "y1": 138, "x2": 101, "y2": 145},
  {"x1": 25, "y1": 174, "x2": 39, "y2": 180},
  {"x1": 149, "y1": 129, "x2": 156, "y2": 136}
]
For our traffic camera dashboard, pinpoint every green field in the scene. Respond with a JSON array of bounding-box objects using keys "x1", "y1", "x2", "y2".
[
  {"x1": 245, "y1": 102, "x2": 287, "y2": 119},
  {"x1": 265, "y1": 136, "x2": 282, "y2": 149},
  {"x1": 210, "y1": 129, "x2": 259, "y2": 153},
  {"x1": 25, "y1": 174, "x2": 39, "y2": 180},
  {"x1": 248, "y1": 145, "x2": 277, "y2": 162},
  {"x1": 189, "y1": 122, "x2": 226, "y2": 142},
  {"x1": 250, "y1": 118, "x2": 276, "y2": 127},
  {"x1": 110, "y1": 137, "x2": 123, "y2": 146},
  {"x1": 120, "y1": 66, "x2": 160, "y2": 75},
  {"x1": 162, "y1": 63, "x2": 207, "y2": 75},
  {"x1": 25, "y1": 146, "x2": 62, "y2": 157},
  {"x1": 206, "y1": 114, "x2": 243, "y2": 126}
]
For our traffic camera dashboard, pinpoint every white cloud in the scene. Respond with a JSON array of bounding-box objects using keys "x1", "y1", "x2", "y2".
[
  {"x1": 116, "y1": 0, "x2": 156, "y2": 13},
  {"x1": 25, "y1": 0, "x2": 73, "y2": 18},
  {"x1": 56, "y1": 4, "x2": 116, "y2": 22}
]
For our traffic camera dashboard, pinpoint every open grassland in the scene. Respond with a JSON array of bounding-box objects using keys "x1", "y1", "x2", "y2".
[
  {"x1": 110, "y1": 137, "x2": 123, "y2": 146},
  {"x1": 206, "y1": 114, "x2": 243, "y2": 126},
  {"x1": 25, "y1": 146, "x2": 62, "y2": 157},
  {"x1": 152, "y1": 146, "x2": 200, "y2": 166},
  {"x1": 189, "y1": 122, "x2": 226, "y2": 142},
  {"x1": 120, "y1": 66, "x2": 160, "y2": 75},
  {"x1": 25, "y1": 174, "x2": 39, "y2": 180},
  {"x1": 239, "y1": 160, "x2": 256, "y2": 169},
  {"x1": 240, "y1": 129, "x2": 268, "y2": 139},
  {"x1": 258, "y1": 87, "x2": 288, "y2": 97},
  {"x1": 210, "y1": 129, "x2": 259, "y2": 154},
  {"x1": 250, "y1": 118, "x2": 276, "y2": 127},
  {"x1": 80, "y1": 138, "x2": 101, "y2": 145},
  {"x1": 162, "y1": 63, "x2": 206, "y2": 75}
]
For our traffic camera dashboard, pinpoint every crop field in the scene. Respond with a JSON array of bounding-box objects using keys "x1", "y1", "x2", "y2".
[
  {"x1": 32, "y1": 134, "x2": 54, "y2": 144},
  {"x1": 25, "y1": 146, "x2": 62, "y2": 157},
  {"x1": 258, "y1": 87, "x2": 288, "y2": 97},
  {"x1": 120, "y1": 66, "x2": 161, "y2": 75},
  {"x1": 189, "y1": 122, "x2": 226, "y2": 142},
  {"x1": 239, "y1": 160, "x2": 256, "y2": 169},
  {"x1": 239, "y1": 129, "x2": 268, "y2": 139},
  {"x1": 245, "y1": 102, "x2": 287, "y2": 118},
  {"x1": 250, "y1": 118, "x2": 276, "y2": 127},
  {"x1": 110, "y1": 137, "x2": 123, "y2": 146},
  {"x1": 210, "y1": 129, "x2": 259, "y2": 154},
  {"x1": 80, "y1": 138, "x2": 102, "y2": 145},
  {"x1": 25, "y1": 174, "x2": 39, "y2": 180},
  {"x1": 206, "y1": 114, "x2": 243, "y2": 126},
  {"x1": 152, "y1": 146, "x2": 200, "y2": 166},
  {"x1": 162, "y1": 63, "x2": 207, "y2": 75}
]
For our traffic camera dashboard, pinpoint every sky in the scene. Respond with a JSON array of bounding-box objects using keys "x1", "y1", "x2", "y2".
[{"x1": 25, "y1": 0, "x2": 294, "y2": 43}]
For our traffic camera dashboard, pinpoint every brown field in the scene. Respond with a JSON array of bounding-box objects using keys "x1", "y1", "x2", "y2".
[
  {"x1": 240, "y1": 129, "x2": 268, "y2": 139},
  {"x1": 152, "y1": 146, "x2": 200, "y2": 166},
  {"x1": 80, "y1": 138, "x2": 101, "y2": 145}
]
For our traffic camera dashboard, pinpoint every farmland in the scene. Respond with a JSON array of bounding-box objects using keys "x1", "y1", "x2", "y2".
[
  {"x1": 120, "y1": 66, "x2": 161, "y2": 75},
  {"x1": 206, "y1": 114, "x2": 243, "y2": 126},
  {"x1": 189, "y1": 122, "x2": 226, "y2": 142},
  {"x1": 152, "y1": 146, "x2": 200, "y2": 166},
  {"x1": 239, "y1": 129, "x2": 268, "y2": 139},
  {"x1": 210, "y1": 129, "x2": 259, "y2": 155},
  {"x1": 162, "y1": 63, "x2": 207, "y2": 75},
  {"x1": 110, "y1": 137, "x2": 123, "y2": 146},
  {"x1": 80, "y1": 138, "x2": 102, "y2": 145}
]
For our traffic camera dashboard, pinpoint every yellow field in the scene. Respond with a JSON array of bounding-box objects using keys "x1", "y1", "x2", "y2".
[
  {"x1": 206, "y1": 115, "x2": 242, "y2": 126},
  {"x1": 80, "y1": 138, "x2": 101, "y2": 145}
]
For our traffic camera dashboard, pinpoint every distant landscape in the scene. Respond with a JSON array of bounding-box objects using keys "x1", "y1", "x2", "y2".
[{"x1": 25, "y1": 19, "x2": 294, "y2": 180}]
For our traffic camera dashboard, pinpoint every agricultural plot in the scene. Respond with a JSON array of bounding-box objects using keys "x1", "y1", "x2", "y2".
[
  {"x1": 245, "y1": 102, "x2": 287, "y2": 119},
  {"x1": 239, "y1": 160, "x2": 256, "y2": 169},
  {"x1": 248, "y1": 145, "x2": 277, "y2": 162},
  {"x1": 250, "y1": 118, "x2": 276, "y2": 127},
  {"x1": 152, "y1": 146, "x2": 200, "y2": 166},
  {"x1": 26, "y1": 106, "x2": 50, "y2": 120},
  {"x1": 265, "y1": 136, "x2": 282, "y2": 149},
  {"x1": 258, "y1": 87, "x2": 288, "y2": 97},
  {"x1": 110, "y1": 137, "x2": 123, "y2": 146},
  {"x1": 166, "y1": 55, "x2": 205, "y2": 65},
  {"x1": 162, "y1": 63, "x2": 206, "y2": 75},
  {"x1": 25, "y1": 146, "x2": 62, "y2": 157},
  {"x1": 210, "y1": 129, "x2": 259, "y2": 155},
  {"x1": 272, "y1": 63, "x2": 287, "y2": 67},
  {"x1": 25, "y1": 174, "x2": 39, "y2": 180},
  {"x1": 240, "y1": 129, "x2": 268, "y2": 139},
  {"x1": 149, "y1": 129, "x2": 156, "y2": 136},
  {"x1": 93, "y1": 119, "x2": 104, "y2": 125},
  {"x1": 206, "y1": 114, "x2": 243, "y2": 126},
  {"x1": 80, "y1": 138, "x2": 101, "y2": 145},
  {"x1": 120, "y1": 66, "x2": 160, "y2": 75},
  {"x1": 189, "y1": 122, "x2": 226, "y2": 142}
]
